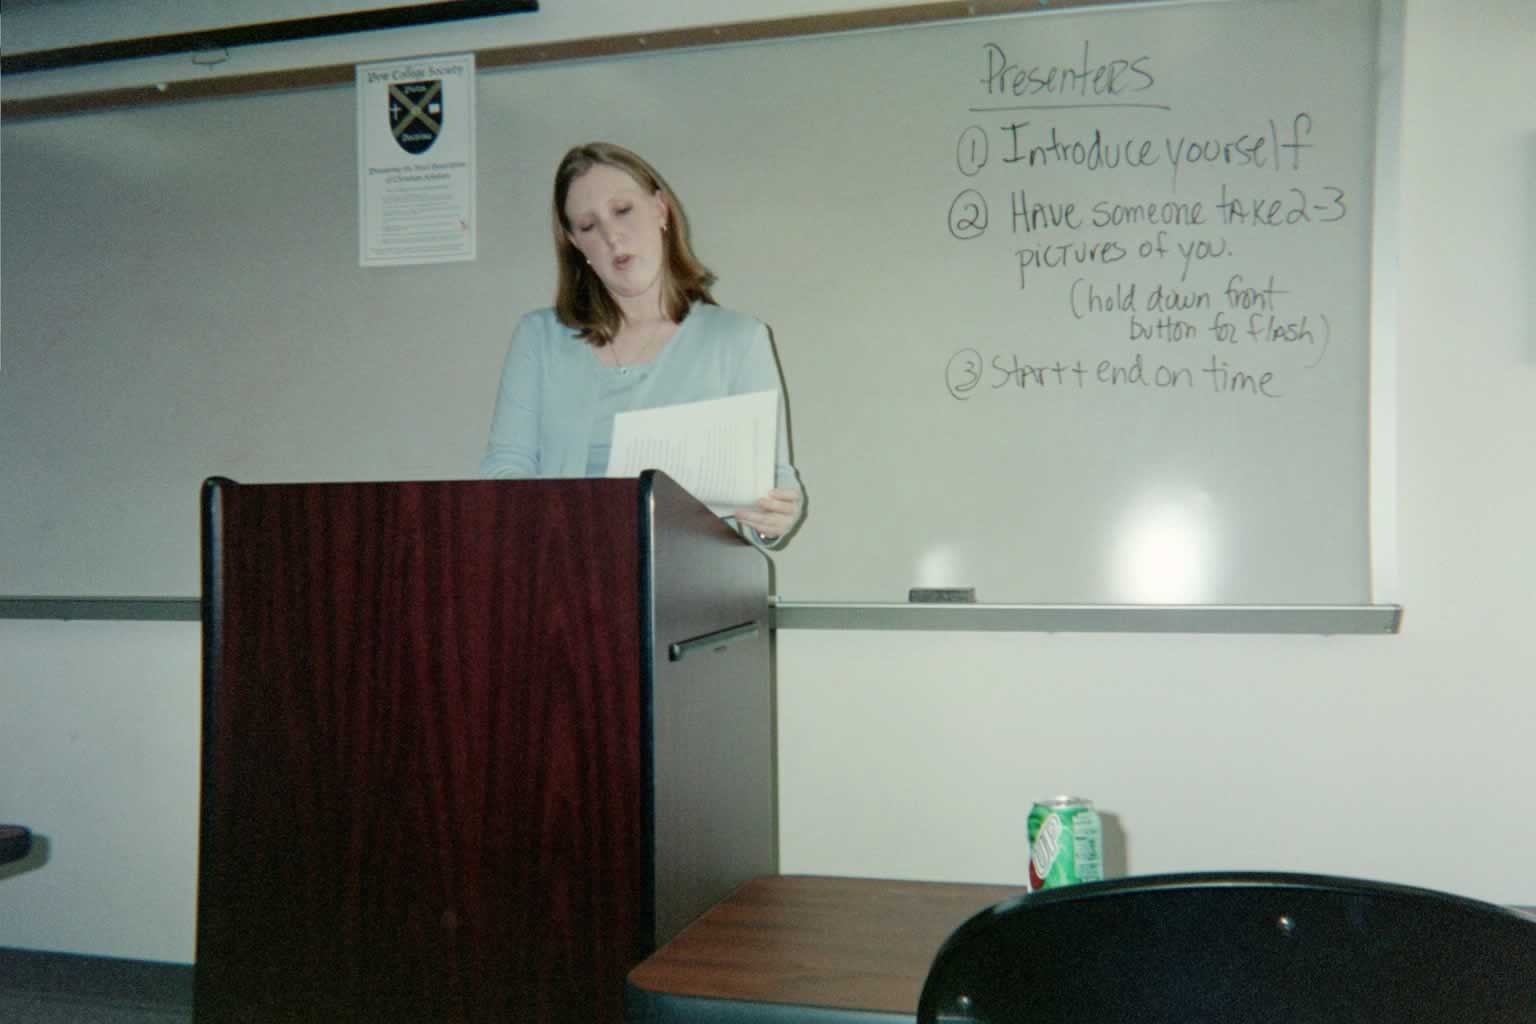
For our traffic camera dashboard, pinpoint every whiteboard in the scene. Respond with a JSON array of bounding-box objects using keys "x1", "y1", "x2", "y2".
[{"x1": 0, "y1": 0, "x2": 1394, "y2": 603}]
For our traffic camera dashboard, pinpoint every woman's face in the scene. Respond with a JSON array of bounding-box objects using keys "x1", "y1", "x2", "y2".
[{"x1": 563, "y1": 164, "x2": 670, "y2": 311}]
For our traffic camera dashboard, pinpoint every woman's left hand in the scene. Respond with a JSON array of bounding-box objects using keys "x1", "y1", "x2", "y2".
[{"x1": 734, "y1": 488, "x2": 800, "y2": 542}]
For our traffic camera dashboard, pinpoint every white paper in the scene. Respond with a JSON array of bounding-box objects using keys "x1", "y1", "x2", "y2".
[
  {"x1": 356, "y1": 53, "x2": 476, "y2": 266},
  {"x1": 606, "y1": 391, "x2": 778, "y2": 515}
]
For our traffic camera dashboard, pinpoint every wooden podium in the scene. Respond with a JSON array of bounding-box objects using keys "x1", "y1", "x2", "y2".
[{"x1": 195, "y1": 472, "x2": 776, "y2": 1024}]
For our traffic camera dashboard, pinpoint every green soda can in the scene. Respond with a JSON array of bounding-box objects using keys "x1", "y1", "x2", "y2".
[{"x1": 1027, "y1": 796, "x2": 1103, "y2": 891}]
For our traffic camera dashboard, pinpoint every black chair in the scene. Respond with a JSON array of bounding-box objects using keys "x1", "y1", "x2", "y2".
[
  {"x1": 917, "y1": 872, "x2": 1536, "y2": 1024},
  {"x1": 0, "y1": 824, "x2": 32, "y2": 865}
]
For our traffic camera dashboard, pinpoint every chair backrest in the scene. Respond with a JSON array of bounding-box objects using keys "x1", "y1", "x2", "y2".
[{"x1": 916, "y1": 872, "x2": 1536, "y2": 1024}]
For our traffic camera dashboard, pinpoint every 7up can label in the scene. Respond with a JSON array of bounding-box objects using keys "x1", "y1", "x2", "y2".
[{"x1": 1027, "y1": 796, "x2": 1103, "y2": 891}]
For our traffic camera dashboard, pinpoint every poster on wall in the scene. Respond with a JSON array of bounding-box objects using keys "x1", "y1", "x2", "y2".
[{"x1": 356, "y1": 53, "x2": 476, "y2": 266}]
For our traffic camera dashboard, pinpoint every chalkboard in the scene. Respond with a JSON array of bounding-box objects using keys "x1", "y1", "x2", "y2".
[{"x1": 0, "y1": 0, "x2": 1396, "y2": 604}]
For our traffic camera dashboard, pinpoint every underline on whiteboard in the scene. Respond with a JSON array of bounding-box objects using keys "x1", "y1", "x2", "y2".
[{"x1": 968, "y1": 103, "x2": 1174, "y2": 112}]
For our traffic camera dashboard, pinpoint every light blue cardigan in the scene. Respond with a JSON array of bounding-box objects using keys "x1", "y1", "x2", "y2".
[{"x1": 480, "y1": 303, "x2": 804, "y2": 543}]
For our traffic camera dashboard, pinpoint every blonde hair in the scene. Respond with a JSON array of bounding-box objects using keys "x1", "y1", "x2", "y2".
[{"x1": 551, "y1": 142, "x2": 717, "y2": 346}]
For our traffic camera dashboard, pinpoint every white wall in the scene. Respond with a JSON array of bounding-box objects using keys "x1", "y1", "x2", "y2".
[
  {"x1": 2, "y1": 0, "x2": 1533, "y2": 963},
  {"x1": 0, "y1": 621, "x2": 201, "y2": 960}
]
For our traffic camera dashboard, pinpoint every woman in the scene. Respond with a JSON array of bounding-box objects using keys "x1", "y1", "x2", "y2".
[{"x1": 480, "y1": 142, "x2": 803, "y2": 545}]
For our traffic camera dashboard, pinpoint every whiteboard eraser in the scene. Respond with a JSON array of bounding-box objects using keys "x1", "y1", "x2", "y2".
[{"x1": 908, "y1": 587, "x2": 976, "y2": 603}]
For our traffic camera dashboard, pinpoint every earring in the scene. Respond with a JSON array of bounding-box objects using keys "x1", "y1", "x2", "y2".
[{"x1": 661, "y1": 222, "x2": 668, "y2": 233}]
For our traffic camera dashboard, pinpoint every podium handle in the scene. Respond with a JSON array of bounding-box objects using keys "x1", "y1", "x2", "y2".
[{"x1": 668, "y1": 620, "x2": 760, "y2": 662}]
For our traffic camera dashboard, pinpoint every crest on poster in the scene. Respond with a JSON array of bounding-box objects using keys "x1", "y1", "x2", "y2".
[{"x1": 389, "y1": 81, "x2": 443, "y2": 155}]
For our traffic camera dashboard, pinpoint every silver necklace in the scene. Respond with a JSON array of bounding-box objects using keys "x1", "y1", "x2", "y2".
[{"x1": 611, "y1": 321, "x2": 670, "y2": 375}]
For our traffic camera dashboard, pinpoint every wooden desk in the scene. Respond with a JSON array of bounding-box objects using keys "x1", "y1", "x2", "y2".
[{"x1": 625, "y1": 875, "x2": 1025, "y2": 1023}]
